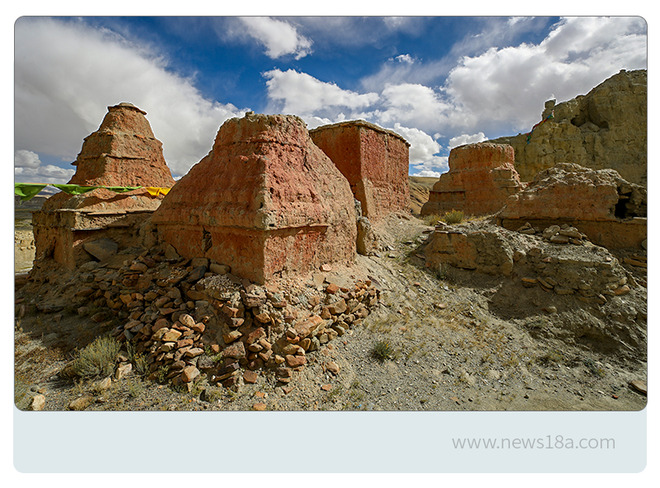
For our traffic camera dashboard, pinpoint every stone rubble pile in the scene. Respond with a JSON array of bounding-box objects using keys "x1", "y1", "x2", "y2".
[
  {"x1": 425, "y1": 219, "x2": 634, "y2": 305},
  {"x1": 513, "y1": 222, "x2": 635, "y2": 301},
  {"x1": 516, "y1": 222, "x2": 590, "y2": 245},
  {"x1": 68, "y1": 243, "x2": 379, "y2": 390}
]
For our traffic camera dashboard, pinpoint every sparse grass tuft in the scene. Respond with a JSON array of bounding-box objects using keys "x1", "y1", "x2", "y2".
[
  {"x1": 537, "y1": 349, "x2": 565, "y2": 365},
  {"x1": 126, "y1": 342, "x2": 148, "y2": 376},
  {"x1": 126, "y1": 378, "x2": 145, "y2": 398},
  {"x1": 421, "y1": 214, "x2": 443, "y2": 226},
  {"x1": 583, "y1": 358, "x2": 606, "y2": 378},
  {"x1": 442, "y1": 209, "x2": 464, "y2": 225},
  {"x1": 61, "y1": 335, "x2": 121, "y2": 379},
  {"x1": 155, "y1": 364, "x2": 170, "y2": 384},
  {"x1": 372, "y1": 340, "x2": 395, "y2": 362}
]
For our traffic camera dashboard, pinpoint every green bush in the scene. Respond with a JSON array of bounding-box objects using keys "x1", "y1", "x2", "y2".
[{"x1": 62, "y1": 335, "x2": 121, "y2": 379}]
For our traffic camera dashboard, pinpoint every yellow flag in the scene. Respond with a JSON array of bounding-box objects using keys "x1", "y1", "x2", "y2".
[{"x1": 145, "y1": 187, "x2": 170, "y2": 197}]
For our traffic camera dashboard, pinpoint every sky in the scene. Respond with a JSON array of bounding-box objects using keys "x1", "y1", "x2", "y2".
[{"x1": 13, "y1": 15, "x2": 647, "y2": 183}]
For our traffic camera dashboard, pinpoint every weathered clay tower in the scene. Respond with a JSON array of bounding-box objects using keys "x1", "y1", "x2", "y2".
[
  {"x1": 32, "y1": 102, "x2": 175, "y2": 268},
  {"x1": 421, "y1": 142, "x2": 522, "y2": 217},
  {"x1": 309, "y1": 120, "x2": 410, "y2": 221},
  {"x1": 152, "y1": 113, "x2": 357, "y2": 284}
]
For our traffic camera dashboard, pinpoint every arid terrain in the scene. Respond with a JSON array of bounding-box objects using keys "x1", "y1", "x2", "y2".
[
  {"x1": 13, "y1": 71, "x2": 648, "y2": 413},
  {"x1": 14, "y1": 195, "x2": 647, "y2": 413}
]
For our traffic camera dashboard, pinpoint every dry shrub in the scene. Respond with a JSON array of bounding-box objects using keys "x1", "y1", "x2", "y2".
[
  {"x1": 61, "y1": 335, "x2": 120, "y2": 379},
  {"x1": 443, "y1": 209, "x2": 464, "y2": 225}
]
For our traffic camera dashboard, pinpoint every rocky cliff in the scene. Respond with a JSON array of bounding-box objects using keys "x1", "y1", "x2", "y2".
[{"x1": 490, "y1": 69, "x2": 647, "y2": 186}]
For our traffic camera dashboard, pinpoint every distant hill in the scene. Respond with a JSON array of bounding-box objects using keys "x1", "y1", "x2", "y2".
[{"x1": 408, "y1": 176, "x2": 437, "y2": 215}]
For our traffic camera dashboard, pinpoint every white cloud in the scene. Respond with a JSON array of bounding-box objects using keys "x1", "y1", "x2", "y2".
[
  {"x1": 376, "y1": 83, "x2": 452, "y2": 132},
  {"x1": 14, "y1": 149, "x2": 75, "y2": 184},
  {"x1": 448, "y1": 132, "x2": 487, "y2": 150},
  {"x1": 14, "y1": 17, "x2": 245, "y2": 180},
  {"x1": 360, "y1": 16, "x2": 646, "y2": 142},
  {"x1": 409, "y1": 156, "x2": 449, "y2": 178},
  {"x1": 264, "y1": 69, "x2": 379, "y2": 116},
  {"x1": 14, "y1": 150, "x2": 42, "y2": 169},
  {"x1": 238, "y1": 17, "x2": 312, "y2": 60},
  {"x1": 391, "y1": 123, "x2": 441, "y2": 163},
  {"x1": 414, "y1": 169, "x2": 443, "y2": 178},
  {"x1": 15, "y1": 164, "x2": 75, "y2": 185},
  {"x1": 444, "y1": 16, "x2": 647, "y2": 134}
]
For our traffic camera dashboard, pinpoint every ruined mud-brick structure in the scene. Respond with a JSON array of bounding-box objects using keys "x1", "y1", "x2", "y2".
[
  {"x1": 498, "y1": 163, "x2": 647, "y2": 249},
  {"x1": 309, "y1": 120, "x2": 410, "y2": 221},
  {"x1": 422, "y1": 218, "x2": 647, "y2": 358},
  {"x1": 490, "y1": 69, "x2": 647, "y2": 186},
  {"x1": 420, "y1": 142, "x2": 522, "y2": 217},
  {"x1": 152, "y1": 113, "x2": 357, "y2": 284},
  {"x1": 32, "y1": 103, "x2": 175, "y2": 269}
]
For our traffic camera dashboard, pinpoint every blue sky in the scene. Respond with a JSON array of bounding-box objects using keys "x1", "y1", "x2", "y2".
[{"x1": 13, "y1": 15, "x2": 647, "y2": 182}]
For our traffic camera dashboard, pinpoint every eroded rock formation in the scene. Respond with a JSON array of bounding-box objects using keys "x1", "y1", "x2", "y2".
[
  {"x1": 153, "y1": 113, "x2": 357, "y2": 284},
  {"x1": 490, "y1": 69, "x2": 647, "y2": 186},
  {"x1": 309, "y1": 120, "x2": 410, "y2": 221},
  {"x1": 498, "y1": 163, "x2": 647, "y2": 249},
  {"x1": 420, "y1": 142, "x2": 522, "y2": 217},
  {"x1": 32, "y1": 103, "x2": 175, "y2": 269}
]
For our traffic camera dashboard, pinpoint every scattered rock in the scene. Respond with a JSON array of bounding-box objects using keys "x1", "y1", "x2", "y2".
[
  {"x1": 68, "y1": 395, "x2": 94, "y2": 411},
  {"x1": 629, "y1": 380, "x2": 647, "y2": 396},
  {"x1": 243, "y1": 371, "x2": 258, "y2": 384},
  {"x1": 115, "y1": 363, "x2": 132, "y2": 381},
  {"x1": 324, "y1": 361, "x2": 340, "y2": 375},
  {"x1": 181, "y1": 366, "x2": 200, "y2": 383},
  {"x1": 30, "y1": 394, "x2": 46, "y2": 411}
]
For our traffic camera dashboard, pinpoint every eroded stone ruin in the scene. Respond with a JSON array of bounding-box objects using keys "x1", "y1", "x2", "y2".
[
  {"x1": 419, "y1": 139, "x2": 646, "y2": 251},
  {"x1": 23, "y1": 109, "x2": 413, "y2": 392},
  {"x1": 421, "y1": 218, "x2": 646, "y2": 355},
  {"x1": 420, "y1": 142, "x2": 522, "y2": 217},
  {"x1": 309, "y1": 120, "x2": 411, "y2": 221},
  {"x1": 32, "y1": 102, "x2": 175, "y2": 269},
  {"x1": 152, "y1": 113, "x2": 358, "y2": 284},
  {"x1": 498, "y1": 163, "x2": 647, "y2": 249},
  {"x1": 418, "y1": 72, "x2": 647, "y2": 357}
]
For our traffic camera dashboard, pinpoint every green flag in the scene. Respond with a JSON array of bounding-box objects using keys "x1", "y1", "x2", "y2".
[
  {"x1": 52, "y1": 184, "x2": 100, "y2": 195},
  {"x1": 14, "y1": 183, "x2": 48, "y2": 201},
  {"x1": 103, "y1": 186, "x2": 142, "y2": 193}
]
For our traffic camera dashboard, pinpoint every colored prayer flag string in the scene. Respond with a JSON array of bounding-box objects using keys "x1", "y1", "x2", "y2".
[
  {"x1": 525, "y1": 112, "x2": 554, "y2": 144},
  {"x1": 14, "y1": 183, "x2": 171, "y2": 202}
]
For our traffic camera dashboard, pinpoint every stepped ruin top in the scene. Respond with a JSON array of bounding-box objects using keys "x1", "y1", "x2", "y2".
[
  {"x1": 310, "y1": 119, "x2": 410, "y2": 146},
  {"x1": 447, "y1": 142, "x2": 515, "y2": 171},
  {"x1": 40, "y1": 102, "x2": 174, "y2": 214}
]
